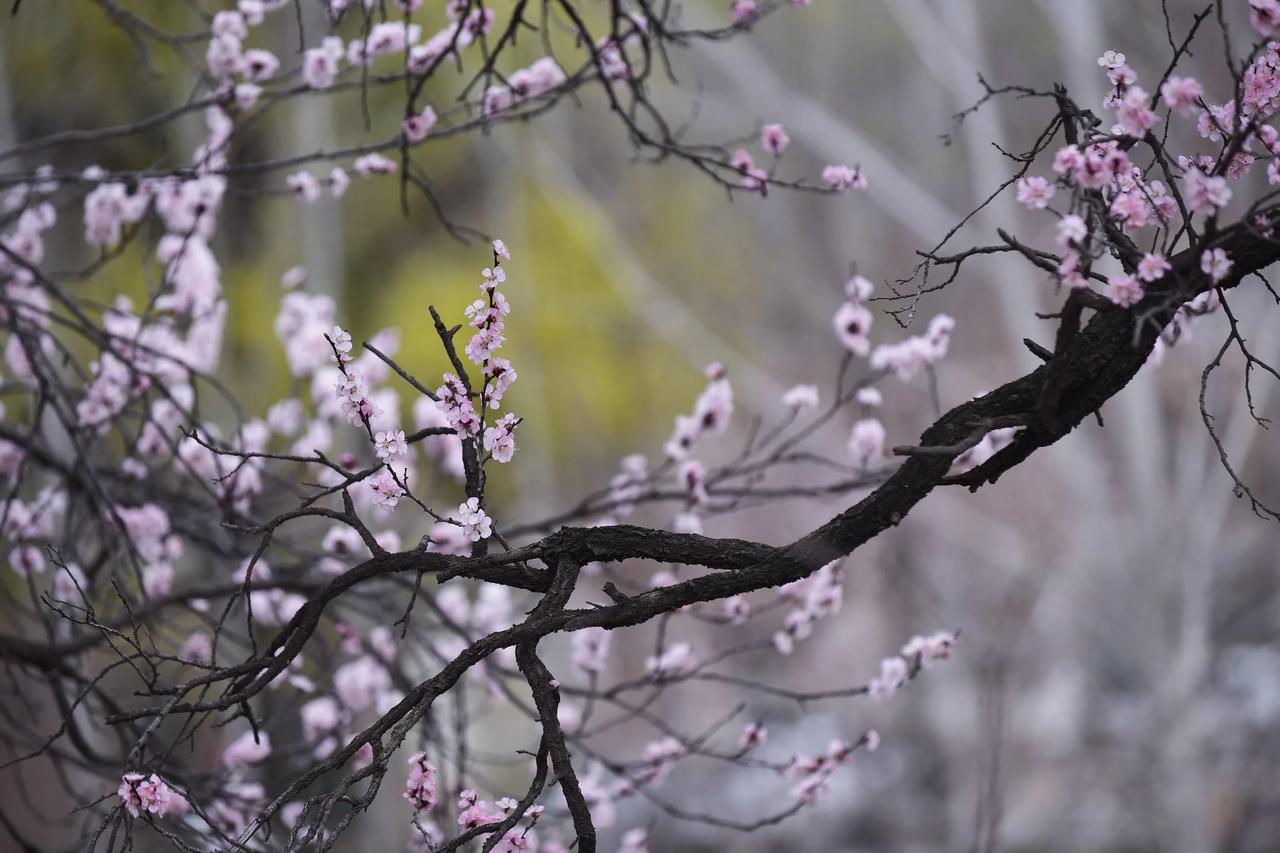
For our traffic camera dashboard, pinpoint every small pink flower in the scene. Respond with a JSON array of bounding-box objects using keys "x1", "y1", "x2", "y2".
[
  {"x1": 848, "y1": 418, "x2": 885, "y2": 468},
  {"x1": 1184, "y1": 168, "x2": 1231, "y2": 216},
  {"x1": 731, "y1": 0, "x2": 758, "y2": 23},
  {"x1": 832, "y1": 301, "x2": 872, "y2": 355},
  {"x1": 1200, "y1": 248, "x2": 1232, "y2": 283},
  {"x1": 761, "y1": 123, "x2": 790, "y2": 156},
  {"x1": 1104, "y1": 273, "x2": 1144, "y2": 307},
  {"x1": 1052, "y1": 144, "x2": 1083, "y2": 176},
  {"x1": 1055, "y1": 215, "x2": 1087, "y2": 248},
  {"x1": 1161, "y1": 75, "x2": 1203, "y2": 114},
  {"x1": 739, "y1": 722, "x2": 768, "y2": 751},
  {"x1": 353, "y1": 153, "x2": 398, "y2": 176},
  {"x1": 1097, "y1": 50, "x2": 1126, "y2": 69},
  {"x1": 373, "y1": 429, "x2": 407, "y2": 461},
  {"x1": 402, "y1": 106, "x2": 438, "y2": 143},
  {"x1": 782, "y1": 384, "x2": 819, "y2": 410},
  {"x1": 456, "y1": 497, "x2": 492, "y2": 541},
  {"x1": 1251, "y1": 0, "x2": 1280, "y2": 36},
  {"x1": 1015, "y1": 175, "x2": 1055, "y2": 209},
  {"x1": 1137, "y1": 253, "x2": 1171, "y2": 283},
  {"x1": 822, "y1": 164, "x2": 867, "y2": 192},
  {"x1": 118, "y1": 772, "x2": 182, "y2": 819}
]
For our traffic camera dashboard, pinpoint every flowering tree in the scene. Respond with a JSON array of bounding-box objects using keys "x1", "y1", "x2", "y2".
[{"x1": 0, "y1": 0, "x2": 1278, "y2": 850}]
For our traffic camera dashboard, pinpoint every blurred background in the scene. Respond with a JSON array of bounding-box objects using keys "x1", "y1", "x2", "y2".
[{"x1": 3, "y1": 1, "x2": 1280, "y2": 850}]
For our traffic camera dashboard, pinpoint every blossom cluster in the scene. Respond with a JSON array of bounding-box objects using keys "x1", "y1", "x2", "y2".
[
  {"x1": 1011, "y1": 46, "x2": 1263, "y2": 316},
  {"x1": 645, "y1": 641, "x2": 698, "y2": 678},
  {"x1": 403, "y1": 752, "x2": 440, "y2": 813},
  {"x1": 118, "y1": 772, "x2": 183, "y2": 819},
  {"x1": 436, "y1": 240, "x2": 519, "y2": 457},
  {"x1": 453, "y1": 788, "x2": 544, "y2": 850},
  {"x1": 787, "y1": 731, "x2": 879, "y2": 805},
  {"x1": 772, "y1": 562, "x2": 845, "y2": 655},
  {"x1": 869, "y1": 630, "x2": 959, "y2": 701},
  {"x1": 663, "y1": 362, "x2": 734, "y2": 460}
]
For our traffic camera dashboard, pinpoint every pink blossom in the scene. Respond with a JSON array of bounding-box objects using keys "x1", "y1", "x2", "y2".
[
  {"x1": 436, "y1": 373, "x2": 480, "y2": 438},
  {"x1": 645, "y1": 641, "x2": 696, "y2": 677},
  {"x1": 403, "y1": 106, "x2": 438, "y2": 143},
  {"x1": 330, "y1": 167, "x2": 351, "y2": 198},
  {"x1": 83, "y1": 182, "x2": 148, "y2": 247},
  {"x1": 1055, "y1": 214, "x2": 1087, "y2": 248},
  {"x1": 1104, "y1": 63, "x2": 1136, "y2": 91},
  {"x1": 404, "y1": 752, "x2": 440, "y2": 813},
  {"x1": 724, "y1": 594, "x2": 750, "y2": 623},
  {"x1": 240, "y1": 49, "x2": 280, "y2": 82},
  {"x1": 223, "y1": 730, "x2": 272, "y2": 770},
  {"x1": 1113, "y1": 86, "x2": 1158, "y2": 138},
  {"x1": 832, "y1": 301, "x2": 873, "y2": 355},
  {"x1": 739, "y1": 722, "x2": 767, "y2": 751},
  {"x1": 680, "y1": 459, "x2": 708, "y2": 504},
  {"x1": 1197, "y1": 102, "x2": 1236, "y2": 141},
  {"x1": 457, "y1": 802, "x2": 503, "y2": 831},
  {"x1": 790, "y1": 773, "x2": 830, "y2": 805},
  {"x1": 868, "y1": 655, "x2": 909, "y2": 701},
  {"x1": 353, "y1": 153, "x2": 398, "y2": 176},
  {"x1": 870, "y1": 314, "x2": 954, "y2": 382},
  {"x1": 1201, "y1": 248, "x2": 1232, "y2": 283},
  {"x1": 731, "y1": 0, "x2": 758, "y2": 23},
  {"x1": 483, "y1": 85, "x2": 513, "y2": 116},
  {"x1": 901, "y1": 630, "x2": 958, "y2": 665},
  {"x1": 856, "y1": 386, "x2": 882, "y2": 407},
  {"x1": 118, "y1": 772, "x2": 182, "y2": 818},
  {"x1": 782, "y1": 384, "x2": 819, "y2": 410},
  {"x1": 1161, "y1": 75, "x2": 1203, "y2": 114},
  {"x1": 1137, "y1": 253, "x2": 1171, "y2": 283},
  {"x1": 287, "y1": 171, "x2": 322, "y2": 202},
  {"x1": 1104, "y1": 273, "x2": 1144, "y2": 307},
  {"x1": 761, "y1": 123, "x2": 790, "y2": 156},
  {"x1": 142, "y1": 561, "x2": 173, "y2": 598},
  {"x1": 207, "y1": 33, "x2": 243, "y2": 80},
  {"x1": 1097, "y1": 49, "x2": 1126, "y2": 69},
  {"x1": 213, "y1": 10, "x2": 248, "y2": 39},
  {"x1": 179, "y1": 630, "x2": 211, "y2": 662},
  {"x1": 304, "y1": 37, "x2": 344, "y2": 89},
  {"x1": 367, "y1": 470, "x2": 404, "y2": 510},
  {"x1": 333, "y1": 656, "x2": 390, "y2": 713},
  {"x1": 619, "y1": 829, "x2": 649, "y2": 853},
  {"x1": 456, "y1": 497, "x2": 492, "y2": 541},
  {"x1": 1052, "y1": 144, "x2": 1083, "y2": 176},
  {"x1": 234, "y1": 83, "x2": 262, "y2": 110},
  {"x1": 848, "y1": 418, "x2": 885, "y2": 468},
  {"x1": 846, "y1": 274, "x2": 874, "y2": 301},
  {"x1": 1110, "y1": 191, "x2": 1150, "y2": 230},
  {"x1": 1184, "y1": 168, "x2": 1231, "y2": 216},
  {"x1": 822, "y1": 164, "x2": 867, "y2": 192},
  {"x1": 9, "y1": 545, "x2": 44, "y2": 577},
  {"x1": 482, "y1": 412, "x2": 519, "y2": 464},
  {"x1": 1251, "y1": 0, "x2": 1280, "y2": 36},
  {"x1": 1015, "y1": 175, "x2": 1055, "y2": 209},
  {"x1": 526, "y1": 57, "x2": 567, "y2": 95}
]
